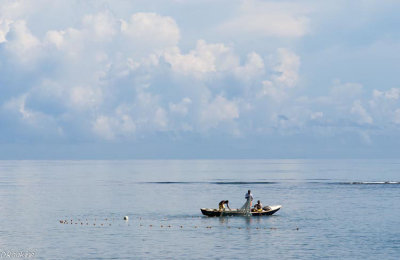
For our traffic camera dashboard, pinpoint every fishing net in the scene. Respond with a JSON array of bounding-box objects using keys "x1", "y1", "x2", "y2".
[{"x1": 239, "y1": 197, "x2": 252, "y2": 216}]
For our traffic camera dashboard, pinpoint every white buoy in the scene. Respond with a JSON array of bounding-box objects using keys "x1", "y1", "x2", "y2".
[{"x1": 124, "y1": 216, "x2": 129, "y2": 221}]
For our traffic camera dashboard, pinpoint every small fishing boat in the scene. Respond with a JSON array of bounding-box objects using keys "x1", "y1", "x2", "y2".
[{"x1": 200, "y1": 205, "x2": 282, "y2": 217}]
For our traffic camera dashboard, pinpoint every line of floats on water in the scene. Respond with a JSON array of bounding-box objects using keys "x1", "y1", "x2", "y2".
[{"x1": 58, "y1": 215, "x2": 299, "y2": 231}]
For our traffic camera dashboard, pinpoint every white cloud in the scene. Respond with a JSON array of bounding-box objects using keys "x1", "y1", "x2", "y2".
[
  {"x1": 219, "y1": 0, "x2": 311, "y2": 38},
  {"x1": 1, "y1": 2, "x2": 399, "y2": 148},
  {"x1": 164, "y1": 40, "x2": 238, "y2": 76},
  {"x1": 82, "y1": 12, "x2": 118, "y2": 41},
  {"x1": 3, "y1": 20, "x2": 40, "y2": 63},
  {"x1": 368, "y1": 87, "x2": 400, "y2": 127},
  {"x1": 93, "y1": 115, "x2": 117, "y2": 140},
  {"x1": 92, "y1": 113, "x2": 137, "y2": 140},
  {"x1": 272, "y1": 48, "x2": 300, "y2": 88},
  {"x1": 234, "y1": 52, "x2": 265, "y2": 81},
  {"x1": 259, "y1": 80, "x2": 287, "y2": 101},
  {"x1": 45, "y1": 28, "x2": 84, "y2": 58},
  {"x1": 258, "y1": 48, "x2": 300, "y2": 100},
  {"x1": 122, "y1": 12, "x2": 180, "y2": 53},
  {"x1": 127, "y1": 90, "x2": 169, "y2": 132},
  {"x1": 372, "y1": 88, "x2": 400, "y2": 100},
  {"x1": 351, "y1": 100, "x2": 373, "y2": 124},
  {"x1": 44, "y1": 30, "x2": 65, "y2": 49},
  {"x1": 41, "y1": 12, "x2": 179, "y2": 62},
  {"x1": 169, "y1": 98, "x2": 192, "y2": 116},
  {"x1": 200, "y1": 95, "x2": 239, "y2": 128},
  {"x1": 387, "y1": 89, "x2": 400, "y2": 100},
  {"x1": 3, "y1": 94, "x2": 31, "y2": 120},
  {"x1": 0, "y1": 19, "x2": 12, "y2": 43},
  {"x1": 0, "y1": 0, "x2": 33, "y2": 20},
  {"x1": 69, "y1": 86, "x2": 103, "y2": 110}
]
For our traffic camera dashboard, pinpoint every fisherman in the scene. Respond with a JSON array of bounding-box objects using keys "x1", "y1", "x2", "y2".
[
  {"x1": 245, "y1": 190, "x2": 254, "y2": 207},
  {"x1": 253, "y1": 200, "x2": 263, "y2": 211},
  {"x1": 218, "y1": 200, "x2": 231, "y2": 211}
]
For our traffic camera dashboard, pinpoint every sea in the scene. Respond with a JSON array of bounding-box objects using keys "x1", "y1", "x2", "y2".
[{"x1": 0, "y1": 160, "x2": 399, "y2": 259}]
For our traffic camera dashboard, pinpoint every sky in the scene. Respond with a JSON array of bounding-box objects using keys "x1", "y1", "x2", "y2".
[{"x1": 0, "y1": 0, "x2": 400, "y2": 159}]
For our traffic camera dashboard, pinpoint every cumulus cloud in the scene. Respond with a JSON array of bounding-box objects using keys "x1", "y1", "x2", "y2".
[
  {"x1": 0, "y1": 19, "x2": 12, "y2": 42},
  {"x1": 272, "y1": 48, "x2": 300, "y2": 88},
  {"x1": 121, "y1": 12, "x2": 180, "y2": 50},
  {"x1": 200, "y1": 95, "x2": 239, "y2": 129},
  {"x1": 2, "y1": 20, "x2": 40, "y2": 63},
  {"x1": 83, "y1": 12, "x2": 119, "y2": 40},
  {"x1": 259, "y1": 48, "x2": 300, "y2": 100},
  {"x1": 368, "y1": 87, "x2": 400, "y2": 127},
  {"x1": 259, "y1": 80, "x2": 287, "y2": 101},
  {"x1": 234, "y1": 52, "x2": 265, "y2": 81},
  {"x1": 0, "y1": 0, "x2": 34, "y2": 20},
  {"x1": 0, "y1": 10, "x2": 182, "y2": 140},
  {"x1": 218, "y1": 0, "x2": 311, "y2": 37},
  {"x1": 372, "y1": 88, "x2": 400, "y2": 100},
  {"x1": 169, "y1": 98, "x2": 192, "y2": 116},
  {"x1": 92, "y1": 113, "x2": 136, "y2": 141},
  {"x1": 351, "y1": 100, "x2": 373, "y2": 125},
  {"x1": 164, "y1": 40, "x2": 238, "y2": 76},
  {"x1": 1, "y1": 0, "x2": 399, "y2": 153}
]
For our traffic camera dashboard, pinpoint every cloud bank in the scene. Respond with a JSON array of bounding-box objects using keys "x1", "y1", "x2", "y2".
[{"x1": 1, "y1": 0, "x2": 400, "y2": 158}]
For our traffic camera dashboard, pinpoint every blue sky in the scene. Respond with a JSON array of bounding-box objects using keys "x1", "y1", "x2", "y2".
[{"x1": 1, "y1": 0, "x2": 400, "y2": 159}]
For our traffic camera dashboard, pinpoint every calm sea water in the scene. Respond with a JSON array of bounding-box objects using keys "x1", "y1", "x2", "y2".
[{"x1": 0, "y1": 160, "x2": 399, "y2": 259}]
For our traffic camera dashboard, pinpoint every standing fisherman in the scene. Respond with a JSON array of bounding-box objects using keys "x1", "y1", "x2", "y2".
[
  {"x1": 245, "y1": 190, "x2": 254, "y2": 206},
  {"x1": 245, "y1": 190, "x2": 253, "y2": 210},
  {"x1": 239, "y1": 190, "x2": 254, "y2": 215}
]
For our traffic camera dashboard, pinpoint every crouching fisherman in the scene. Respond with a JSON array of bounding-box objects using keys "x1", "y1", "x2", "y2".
[
  {"x1": 253, "y1": 200, "x2": 263, "y2": 212},
  {"x1": 218, "y1": 200, "x2": 231, "y2": 211}
]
